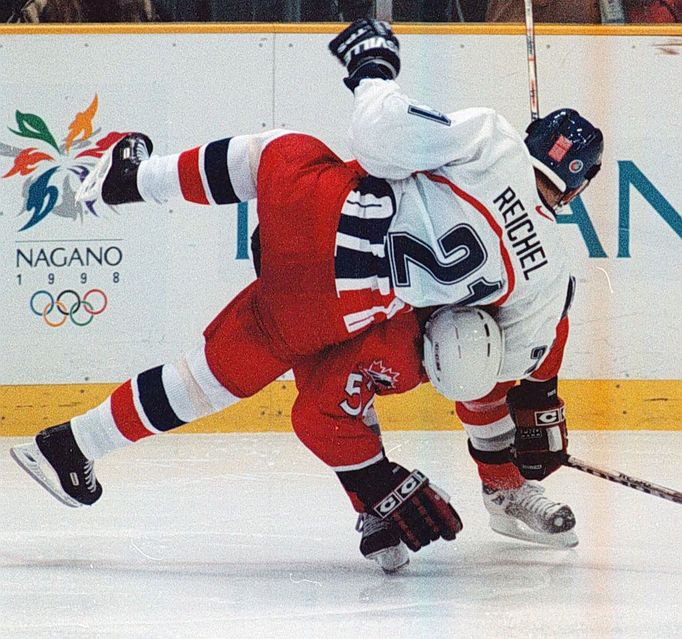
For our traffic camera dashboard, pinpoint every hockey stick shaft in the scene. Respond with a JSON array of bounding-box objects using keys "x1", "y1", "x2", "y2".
[
  {"x1": 375, "y1": 0, "x2": 393, "y2": 21},
  {"x1": 563, "y1": 455, "x2": 682, "y2": 505},
  {"x1": 524, "y1": 0, "x2": 540, "y2": 121},
  {"x1": 598, "y1": 0, "x2": 626, "y2": 24}
]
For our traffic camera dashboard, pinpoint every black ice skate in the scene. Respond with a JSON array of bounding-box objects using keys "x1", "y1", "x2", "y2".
[
  {"x1": 483, "y1": 481, "x2": 578, "y2": 548},
  {"x1": 356, "y1": 513, "x2": 409, "y2": 573},
  {"x1": 76, "y1": 133, "x2": 153, "y2": 205},
  {"x1": 10, "y1": 422, "x2": 102, "y2": 508}
]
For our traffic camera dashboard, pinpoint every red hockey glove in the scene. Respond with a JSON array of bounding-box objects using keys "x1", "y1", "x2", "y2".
[
  {"x1": 371, "y1": 467, "x2": 463, "y2": 551},
  {"x1": 507, "y1": 378, "x2": 568, "y2": 481},
  {"x1": 337, "y1": 459, "x2": 462, "y2": 552}
]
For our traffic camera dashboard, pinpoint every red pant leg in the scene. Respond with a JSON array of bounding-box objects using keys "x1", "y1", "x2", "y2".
[{"x1": 202, "y1": 280, "x2": 294, "y2": 398}]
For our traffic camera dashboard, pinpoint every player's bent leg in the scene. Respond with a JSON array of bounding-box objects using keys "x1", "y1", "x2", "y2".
[
  {"x1": 459, "y1": 393, "x2": 578, "y2": 548},
  {"x1": 13, "y1": 278, "x2": 294, "y2": 507},
  {"x1": 10, "y1": 342, "x2": 245, "y2": 507}
]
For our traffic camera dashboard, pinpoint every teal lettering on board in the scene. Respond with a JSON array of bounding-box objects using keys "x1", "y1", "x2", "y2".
[
  {"x1": 556, "y1": 196, "x2": 608, "y2": 258},
  {"x1": 617, "y1": 161, "x2": 681, "y2": 258}
]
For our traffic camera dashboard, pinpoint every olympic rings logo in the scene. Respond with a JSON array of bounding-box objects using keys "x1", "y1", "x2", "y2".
[{"x1": 29, "y1": 289, "x2": 108, "y2": 327}]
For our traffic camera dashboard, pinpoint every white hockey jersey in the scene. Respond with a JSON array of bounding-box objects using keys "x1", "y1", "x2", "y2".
[{"x1": 348, "y1": 80, "x2": 573, "y2": 381}]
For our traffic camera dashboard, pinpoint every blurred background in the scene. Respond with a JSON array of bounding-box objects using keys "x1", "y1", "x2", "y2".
[{"x1": 2, "y1": 0, "x2": 680, "y2": 24}]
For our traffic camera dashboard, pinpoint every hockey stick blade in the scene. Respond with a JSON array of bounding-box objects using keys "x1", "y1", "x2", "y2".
[{"x1": 563, "y1": 455, "x2": 682, "y2": 505}]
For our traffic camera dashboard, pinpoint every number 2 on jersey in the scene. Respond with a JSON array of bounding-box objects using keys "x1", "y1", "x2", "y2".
[{"x1": 388, "y1": 223, "x2": 503, "y2": 305}]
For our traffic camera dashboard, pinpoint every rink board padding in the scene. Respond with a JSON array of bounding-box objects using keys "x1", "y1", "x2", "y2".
[
  {"x1": 0, "y1": 25, "x2": 679, "y2": 437},
  {"x1": 0, "y1": 379, "x2": 679, "y2": 436}
]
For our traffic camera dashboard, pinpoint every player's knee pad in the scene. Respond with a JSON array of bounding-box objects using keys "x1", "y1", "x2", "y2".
[{"x1": 163, "y1": 346, "x2": 241, "y2": 422}]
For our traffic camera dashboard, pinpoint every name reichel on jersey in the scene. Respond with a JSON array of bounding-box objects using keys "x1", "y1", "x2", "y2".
[{"x1": 345, "y1": 79, "x2": 573, "y2": 382}]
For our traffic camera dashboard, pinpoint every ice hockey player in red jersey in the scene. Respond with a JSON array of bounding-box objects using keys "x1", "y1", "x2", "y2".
[
  {"x1": 291, "y1": 299, "x2": 577, "y2": 572},
  {"x1": 11, "y1": 130, "x2": 467, "y2": 570},
  {"x1": 11, "y1": 19, "x2": 599, "y2": 570}
]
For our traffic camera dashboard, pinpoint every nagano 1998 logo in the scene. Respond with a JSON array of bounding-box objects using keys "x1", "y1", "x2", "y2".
[
  {"x1": 1, "y1": 94, "x2": 125, "y2": 231},
  {"x1": 3, "y1": 95, "x2": 126, "y2": 329}
]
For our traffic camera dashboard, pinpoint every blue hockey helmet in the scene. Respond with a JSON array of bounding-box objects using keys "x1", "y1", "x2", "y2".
[{"x1": 525, "y1": 109, "x2": 604, "y2": 195}]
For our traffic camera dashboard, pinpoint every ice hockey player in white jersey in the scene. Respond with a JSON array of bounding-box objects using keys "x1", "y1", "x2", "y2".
[
  {"x1": 328, "y1": 19, "x2": 605, "y2": 548},
  {"x1": 329, "y1": 18, "x2": 603, "y2": 383}
]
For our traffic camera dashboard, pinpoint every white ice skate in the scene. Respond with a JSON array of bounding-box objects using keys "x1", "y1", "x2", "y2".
[
  {"x1": 483, "y1": 481, "x2": 578, "y2": 548},
  {"x1": 357, "y1": 513, "x2": 410, "y2": 573}
]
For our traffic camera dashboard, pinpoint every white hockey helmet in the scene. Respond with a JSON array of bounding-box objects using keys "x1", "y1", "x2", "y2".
[{"x1": 423, "y1": 306, "x2": 504, "y2": 401}]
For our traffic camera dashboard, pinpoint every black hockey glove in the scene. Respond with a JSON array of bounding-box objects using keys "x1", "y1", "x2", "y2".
[
  {"x1": 508, "y1": 377, "x2": 568, "y2": 481},
  {"x1": 338, "y1": 458, "x2": 462, "y2": 552},
  {"x1": 328, "y1": 18, "x2": 400, "y2": 92}
]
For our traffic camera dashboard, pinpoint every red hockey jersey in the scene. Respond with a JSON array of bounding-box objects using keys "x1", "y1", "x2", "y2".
[{"x1": 291, "y1": 312, "x2": 426, "y2": 471}]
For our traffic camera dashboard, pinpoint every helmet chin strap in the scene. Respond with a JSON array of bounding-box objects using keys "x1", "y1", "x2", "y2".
[
  {"x1": 534, "y1": 169, "x2": 562, "y2": 214},
  {"x1": 558, "y1": 179, "x2": 590, "y2": 207}
]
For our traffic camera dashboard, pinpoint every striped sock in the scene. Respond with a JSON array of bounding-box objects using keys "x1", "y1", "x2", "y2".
[{"x1": 71, "y1": 345, "x2": 241, "y2": 459}]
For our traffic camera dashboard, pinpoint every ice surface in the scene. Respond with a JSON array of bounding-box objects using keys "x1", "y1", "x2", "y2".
[{"x1": 1, "y1": 431, "x2": 680, "y2": 639}]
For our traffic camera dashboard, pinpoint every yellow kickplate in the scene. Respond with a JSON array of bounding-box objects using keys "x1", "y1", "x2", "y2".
[{"x1": 0, "y1": 379, "x2": 679, "y2": 437}]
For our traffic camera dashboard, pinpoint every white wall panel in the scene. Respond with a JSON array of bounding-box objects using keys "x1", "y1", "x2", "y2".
[
  {"x1": 1, "y1": 33, "x2": 271, "y2": 383},
  {"x1": 1, "y1": 31, "x2": 679, "y2": 384}
]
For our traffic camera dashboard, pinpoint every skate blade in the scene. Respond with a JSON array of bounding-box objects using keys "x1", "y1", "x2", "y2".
[
  {"x1": 10, "y1": 443, "x2": 83, "y2": 508},
  {"x1": 75, "y1": 149, "x2": 113, "y2": 204},
  {"x1": 489, "y1": 515, "x2": 578, "y2": 548},
  {"x1": 366, "y1": 542, "x2": 410, "y2": 573}
]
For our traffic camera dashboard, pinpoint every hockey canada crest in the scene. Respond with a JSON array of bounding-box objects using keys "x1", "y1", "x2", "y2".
[{"x1": 362, "y1": 360, "x2": 400, "y2": 390}]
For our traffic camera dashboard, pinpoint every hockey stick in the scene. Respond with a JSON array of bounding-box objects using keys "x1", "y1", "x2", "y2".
[
  {"x1": 563, "y1": 455, "x2": 682, "y2": 505},
  {"x1": 375, "y1": 0, "x2": 393, "y2": 22},
  {"x1": 523, "y1": 0, "x2": 540, "y2": 121},
  {"x1": 598, "y1": 0, "x2": 626, "y2": 24}
]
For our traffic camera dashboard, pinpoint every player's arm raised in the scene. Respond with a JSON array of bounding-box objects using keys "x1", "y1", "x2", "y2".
[
  {"x1": 352, "y1": 81, "x2": 509, "y2": 180},
  {"x1": 330, "y1": 20, "x2": 506, "y2": 180}
]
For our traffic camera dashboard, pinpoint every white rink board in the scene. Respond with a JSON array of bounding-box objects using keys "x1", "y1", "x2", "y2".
[{"x1": 0, "y1": 31, "x2": 680, "y2": 384}]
